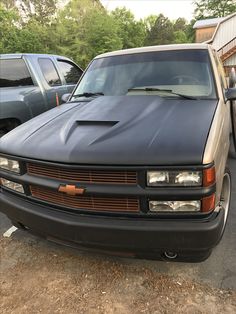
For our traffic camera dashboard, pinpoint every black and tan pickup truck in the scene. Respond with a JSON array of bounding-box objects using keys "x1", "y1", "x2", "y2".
[{"x1": 0, "y1": 44, "x2": 236, "y2": 262}]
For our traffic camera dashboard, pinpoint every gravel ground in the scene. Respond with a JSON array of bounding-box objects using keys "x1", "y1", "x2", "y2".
[{"x1": 1, "y1": 234, "x2": 236, "y2": 314}]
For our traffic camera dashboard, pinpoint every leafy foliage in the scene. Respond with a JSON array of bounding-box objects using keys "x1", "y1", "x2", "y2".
[
  {"x1": 19, "y1": 0, "x2": 58, "y2": 23},
  {"x1": 194, "y1": 0, "x2": 236, "y2": 19},
  {"x1": 111, "y1": 7, "x2": 146, "y2": 49},
  {"x1": 1, "y1": 0, "x2": 204, "y2": 68},
  {"x1": 0, "y1": 4, "x2": 19, "y2": 53},
  {"x1": 0, "y1": 0, "x2": 58, "y2": 22},
  {"x1": 51, "y1": 0, "x2": 122, "y2": 67},
  {"x1": 145, "y1": 14, "x2": 175, "y2": 45}
]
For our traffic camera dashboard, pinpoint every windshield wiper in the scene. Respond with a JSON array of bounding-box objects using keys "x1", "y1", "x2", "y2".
[
  {"x1": 72, "y1": 92, "x2": 104, "y2": 98},
  {"x1": 128, "y1": 87, "x2": 172, "y2": 93},
  {"x1": 128, "y1": 87, "x2": 197, "y2": 100}
]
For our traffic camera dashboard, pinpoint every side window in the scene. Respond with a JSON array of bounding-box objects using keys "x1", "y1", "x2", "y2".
[
  {"x1": 58, "y1": 60, "x2": 83, "y2": 85},
  {"x1": 0, "y1": 59, "x2": 34, "y2": 88},
  {"x1": 38, "y1": 58, "x2": 62, "y2": 86}
]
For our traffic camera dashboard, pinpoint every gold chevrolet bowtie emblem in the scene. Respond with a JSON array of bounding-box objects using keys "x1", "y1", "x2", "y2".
[{"x1": 58, "y1": 184, "x2": 85, "y2": 196}]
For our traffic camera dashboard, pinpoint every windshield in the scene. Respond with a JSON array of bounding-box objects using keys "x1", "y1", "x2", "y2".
[{"x1": 72, "y1": 49, "x2": 217, "y2": 100}]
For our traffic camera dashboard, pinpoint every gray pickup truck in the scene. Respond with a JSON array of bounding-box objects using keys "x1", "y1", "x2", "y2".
[{"x1": 0, "y1": 54, "x2": 83, "y2": 136}]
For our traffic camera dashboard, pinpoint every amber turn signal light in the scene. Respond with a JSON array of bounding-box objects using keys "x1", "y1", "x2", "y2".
[
  {"x1": 203, "y1": 167, "x2": 216, "y2": 187},
  {"x1": 202, "y1": 194, "x2": 215, "y2": 213}
]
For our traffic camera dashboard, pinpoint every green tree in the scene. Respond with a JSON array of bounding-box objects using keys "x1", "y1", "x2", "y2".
[
  {"x1": 53, "y1": 0, "x2": 122, "y2": 68},
  {"x1": 0, "y1": 0, "x2": 195, "y2": 68},
  {"x1": 173, "y1": 17, "x2": 188, "y2": 32},
  {"x1": 19, "y1": 0, "x2": 58, "y2": 23},
  {"x1": 0, "y1": 4, "x2": 19, "y2": 53},
  {"x1": 0, "y1": 2, "x2": 55, "y2": 53},
  {"x1": 143, "y1": 15, "x2": 158, "y2": 32},
  {"x1": 75, "y1": 10, "x2": 122, "y2": 66},
  {"x1": 173, "y1": 31, "x2": 188, "y2": 43},
  {"x1": 173, "y1": 18, "x2": 192, "y2": 43},
  {"x1": 16, "y1": 19, "x2": 52, "y2": 53},
  {"x1": 111, "y1": 7, "x2": 146, "y2": 49},
  {"x1": 145, "y1": 14, "x2": 175, "y2": 46},
  {"x1": 185, "y1": 19, "x2": 197, "y2": 43},
  {"x1": 194, "y1": 0, "x2": 236, "y2": 19},
  {"x1": 0, "y1": 0, "x2": 58, "y2": 23},
  {"x1": 0, "y1": 0, "x2": 16, "y2": 10},
  {"x1": 60, "y1": 0, "x2": 103, "y2": 20}
]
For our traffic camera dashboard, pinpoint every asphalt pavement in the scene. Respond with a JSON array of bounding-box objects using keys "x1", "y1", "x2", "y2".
[{"x1": 1, "y1": 157, "x2": 236, "y2": 291}]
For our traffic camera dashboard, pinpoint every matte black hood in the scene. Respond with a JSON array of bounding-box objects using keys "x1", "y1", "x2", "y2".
[{"x1": 0, "y1": 96, "x2": 217, "y2": 165}]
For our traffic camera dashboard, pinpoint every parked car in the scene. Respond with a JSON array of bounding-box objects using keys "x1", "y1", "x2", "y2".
[
  {"x1": 1, "y1": 44, "x2": 236, "y2": 262},
  {"x1": 0, "y1": 53, "x2": 83, "y2": 136}
]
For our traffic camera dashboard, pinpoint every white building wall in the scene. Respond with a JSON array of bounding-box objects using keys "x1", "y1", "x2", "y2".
[
  {"x1": 212, "y1": 14, "x2": 236, "y2": 51},
  {"x1": 224, "y1": 54, "x2": 236, "y2": 66}
]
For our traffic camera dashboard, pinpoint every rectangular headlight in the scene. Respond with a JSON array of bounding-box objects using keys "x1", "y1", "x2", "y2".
[
  {"x1": 147, "y1": 171, "x2": 202, "y2": 186},
  {"x1": 1, "y1": 178, "x2": 24, "y2": 194},
  {"x1": 149, "y1": 200, "x2": 201, "y2": 212},
  {"x1": 0, "y1": 157, "x2": 20, "y2": 173}
]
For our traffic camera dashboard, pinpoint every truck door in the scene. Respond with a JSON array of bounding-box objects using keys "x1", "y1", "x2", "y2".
[
  {"x1": 38, "y1": 58, "x2": 67, "y2": 108},
  {"x1": 0, "y1": 57, "x2": 47, "y2": 123}
]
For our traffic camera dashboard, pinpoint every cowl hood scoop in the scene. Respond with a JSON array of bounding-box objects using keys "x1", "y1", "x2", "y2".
[{"x1": 61, "y1": 120, "x2": 119, "y2": 144}]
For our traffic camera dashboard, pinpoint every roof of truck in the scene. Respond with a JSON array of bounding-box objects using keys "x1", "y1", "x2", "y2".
[
  {"x1": 0, "y1": 53, "x2": 72, "y2": 61},
  {"x1": 95, "y1": 43, "x2": 210, "y2": 59}
]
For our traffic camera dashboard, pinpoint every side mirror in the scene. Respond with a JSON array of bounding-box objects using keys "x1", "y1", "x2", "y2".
[
  {"x1": 61, "y1": 93, "x2": 71, "y2": 103},
  {"x1": 225, "y1": 88, "x2": 236, "y2": 101},
  {"x1": 229, "y1": 68, "x2": 236, "y2": 88}
]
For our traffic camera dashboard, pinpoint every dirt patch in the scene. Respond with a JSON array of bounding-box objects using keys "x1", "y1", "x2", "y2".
[{"x1": 1, "y1": 237, "x2": 236, "y2": 314}]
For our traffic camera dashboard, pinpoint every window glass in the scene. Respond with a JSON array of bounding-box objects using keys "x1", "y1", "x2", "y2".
[
  {"x1": 38, "y1": 58, "x2": 61, "y2": 86},
  {"x1": 0, "y1": 59, "x2": 34, "y2": 87},
  {"x1": 74, "y1": 50, "x2": 217, "y2": 99},
  {"x1": 58, "y1": 60, "x2": 82, "y2": 84}
]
